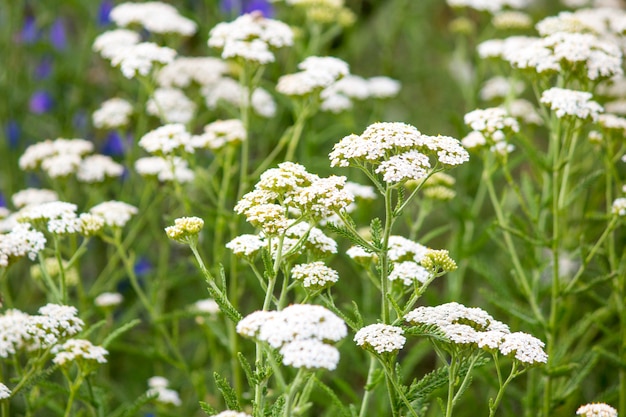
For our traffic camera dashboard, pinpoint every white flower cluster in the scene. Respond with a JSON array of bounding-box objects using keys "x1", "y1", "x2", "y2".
[
  {"x1": 0, "y1": 223, "x2": 46, "y2": 267},
  {"x1": 612, "y1": 197, "x2": 626, "y2": 216},
  {"x1": 26, "y1": 304, "x2": 84, "y2": 350},
  {"x1": 208, "y1": 12, "x2": 293, "y2": 64},
  {"x1": 202, "y1": 77, "x2": 276, "y2": 118},
  {"x1": 135, "y1": 156, "x2": 194, "y2": 183},
  {"x1": 576, "y1": 403, "x2": 618, "y2": 417},
  {"x1": 19, "y1": 138, "x2": 123, "y2": 183},
  {"x1": 11, "y1": 188, "x2": 58, "y2": 209},
  {"x1": 156, "y1": 57, "x2": 229, "y2": 88},
  {"x1": 540, "y1": 87, "x2": 603, "y2": 120},
  {"x1": 147, "y1": 376, "x2": 182, "y2": 406},
  {"x1": 447, "y1": 0, "x2": 532, "y2": 13},
  {"x1": 0, "y1": 309, "x2": 33, "y2": 357},
  {"x1": 354, "y1": 323, "x2": 406, "y2": 354},
  {"x1": 405, "y1": 302, "x2": 547, "y2": 364},
  {"x1": 192, "y1": 298, "x2": 220, "y2": 315},
  {"x1": 146, "y1": 88, "x2": 196, "y2": 124},
  {"x1": 235, "y1": 162, "x2": 352, "y2": 234},
  {"x1": 17, "y1": 201, "x2": 81, "y2": 235},
  {"x1": 479, "y1": 76, "x2": 525, "y2": 101},
  {"x1": 93, "y1": 29, "x2": 140, "y2": 60},
  {"x1": 95, "y1": 292, "x2": 124, "y2": 308},
  {"x1": 492, "y1": 11, "x2": 533, "y2": 30},
  {"x1": 237, "y1": 304, "x2": 347, "y2": 370},
  {"x1": 598, "y1": 113, "x2": 626, "y2": 131},
  {"x1": 388, "y1": 261, "x2": 430, "y2": 285},
  {"x1": 277, "y1": 56, "x2": 350, "y2": 97},
  {"x1": 291, "y1": 261, "x2": 339, "y2": 289},
  {"x1": 330, "y1": 122, "x2": 469, "y2": 183},
  {"x1": 89, "y1": 200, "x2": 138, "y2": 228},
  {"x1": 504, "y1": 99, "x2": 544, "y2": 125},
  {"x1": 93, "y1": 98, "x2": 134, "y2": 129},
  {"x1": 52, "y1": 339, "x2": 108, "y2": 366},
  {"x1": 462, "y1": 107, "x2": 519, "y2": 154},
  {"x1": 0, "y1": 383, "x2": 10, "y2": 400},
  {"x1": 110, "y1": 42, "x2": 177, "y2": 79},
  {"x1": 138, "y1": 124, "x2": 193, "y2": 156},
  {"x1": 192, "y1": 119, "x2": 247, "y2": 151},
  {"x1": 213, "y1": 412, "x2": 252, "y2": 417},
  {"x1": 110, "y1": 2, "x2": 197, "y2": 36},
  {"x1": 481, "y1": 31, "x2": 623, "y2": 81}
]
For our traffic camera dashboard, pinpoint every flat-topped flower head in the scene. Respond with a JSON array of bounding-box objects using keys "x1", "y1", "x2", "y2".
[
  {"x1": 110, "y1": 42, "x2": 176, "y2": 79},
  {"x1": 146, "y1": 88, "x2": 196, "y2": 124},
  {"x1": 192, "y1": 119, "x2": 246, "y2": 151},
  {"x1": 146, "y1": 376, "x2": 182, "y2": 406},
  {"x1": 374, "y1": 150, "x2": 431, "y2": 184},
  {"x1": 135, "y1": 156, "x2": 194, "y2": 183},
  {"x1": 89, "y1": 201, "x2": 138, "y2": 228},
  {"x1": 52, "y1": 339, "x2": 108, "y2": 367},
  {"x1": 388, "y1": 235, "x2": 428, "y2": 263},
  {"x1": 354, "y1": 324, "x2": 406, "y2": 354},
  {"x1": 405, "y1": 302, "x2": 506, "y2": 333},
  {"x1": 11, "y1": 188, "x2": 58, "y2": 209},
  {"x1": 157, "y1": 57, "x2": 228, "y2": 88},
  {"x1": 226, "y1": 234, "x2": 265, "y2": 258},
  {"x1": 19, "y1": 138, "x2": 94, "y2": 172},
  {"x1": 77, "y1": 154, "x2": 124, "y2": 183},
  {"x1": 95, "y1": 292, "x2": 123, "y2": 308},
  {"x1": 93, "y1": 29, "x2": 141, "y2": 59},
  {"x1": 209, "y1": 12, "x2": 293, "y2": 63},
  {"x1": 0, "y1": 223, "x2": 46, "y2": 267},
  {"x1": 280, "y1": 339, "x2": 340, "y2": 370},
  {"x1": 367, "y1": 76, "x2": 401, "y2": 99},
  {"x1": 110, "y1": 2, "x2": 197, "y2": 36},
  {"x1": 540, "y1": 87, "x2": 603, "y2": 121},
  {"x1": 291, "y1": 261, "x2": 339, "y2": 290},
  {"x1": 612, "y1": 197, "x2": 626, "y2": 216},
  {"x1": 202, "y1": 77, "x2": 276, "y2": 118},
  {"x1": 277, "y1": 56, "x2": 350, "y2": 97},
  {"x1": 447, "y1": 0, "x2": 532, "y2": 13},
  {"x1": 93, "y1": 98, "x2": 133, "y2": 129},
  {"x1": 17, "y1": 201, "x2": 80, "y2": 235},
  {"x1": 388, "y1": 261, "x2": 430, "y2": 286},
  {"x1": 498, "y1": 332, "x2": 548, "y2": 365},
  {"x1": 165, "y1": 216, "x2": 204, "y2": 245},
  {"x1": 139, "y1": 124, "x2": 193, "y2": 156},
  {"x1": 27, "y1": 304, "x2": 84, "y2": 350},
  {"x1": 464, "y1": 108, "x2": 520, "y2": 138},
  {"x1": 0, "y1": 309, "x2": 33, "y2": 357},
  {"x1": 214, "y1": 412, "x2": 253, "y2": 417},
  {"x1": 576, "y1": 403, "x2": 618, "y2": 417}
]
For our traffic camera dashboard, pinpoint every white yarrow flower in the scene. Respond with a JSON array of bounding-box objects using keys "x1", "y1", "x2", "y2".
[{"x1": 354, "y1": 324, "x2": 406, "y2": 354}]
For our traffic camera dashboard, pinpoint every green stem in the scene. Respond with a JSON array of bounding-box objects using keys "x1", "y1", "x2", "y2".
[
  {"x1": 284, "y1": 368, "x2": 307, "y2": 417},
  {"x1": 53, "y1": 235, "x2": 68, "y2": 304},
  {"x1": 358, "y1": 357, "x2": 379, "y2": 417},
  {"x1": 380, "y1": 187, "x2": 395, "y2": 324}
]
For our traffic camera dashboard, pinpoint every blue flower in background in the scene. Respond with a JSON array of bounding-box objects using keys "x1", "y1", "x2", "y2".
[
  {"x1": 0, "y1": 192, "x2": 6, "y2": 208},
  {"x1": 221, "y1": 0, "x2": 274, "y2": 16},
  {"x1": 29, "y1": 91, "x2": 54, "y2": 114},
  {"x1": 102, "y1": 131, "x2": 126, "y2": 156},
  {"x1": 5, "y1": 120, "x2": 20, "y2": 148},
  {"x1": 134, "y1": 257, "x2": 153, "y2": 277},
  {"x1": 49, "y1": 18, "x2": 67, "y2": 50},
  {"x1": 20, "y1": 16, "x2": 39, "y2": 44},
  {"x1": 35, "y1": 56, "x2": 53, "y2": 80},
  {"x1": 98, "y1": 0, "x2": 114, "y2": 26}
]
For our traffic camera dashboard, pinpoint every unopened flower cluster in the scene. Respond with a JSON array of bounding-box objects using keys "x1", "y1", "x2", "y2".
[
  {"x1": 165, "y1": 216, "x2": 204, "y2": 244},
  {"x1": 330, "y1": 122, "x2": 469, "y2": 185},
  {"x1": 236, "y1": 304, "x2": 347, "y2": 370},
  {"x1": 354, "y1": 323, "x2": 406, "y2": 354},
  {"x1": 405, "y1": 302, "x2": 547, "y2": 364}
]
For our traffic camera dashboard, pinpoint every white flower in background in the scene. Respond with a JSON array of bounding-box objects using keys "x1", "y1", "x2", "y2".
[
  {"x1": 77, "y1": 155, "x2": 124, "y2": 183},
  {"x1": 192, "y1": 119, "x2": 247, "y2": 151},
  {"x1": 367, "y1": 76, "x2": 401, "y2": 98},
  {"x1": 279, "y1": 339, "x2": 340, "y2": 370},
  {"x1": 226, "y1": 234, "x2": 265, "y2": 257},
  {"x1": 192, "y1": 299, "x2": 220, "y2": 314},
  {"x1": 209, "y1": 12, "x2": 293, "y2": 63},
  {"x1": 156, "y1": 57, "x2": 229, "y2": 88},
  {"x1": 89, "y1": 201, "x2": 138, "y2": 228},
  {"x1": 326, "y1": 74, "x2": 370, "y2": 100},
  {"x1": 277, "y1": 56, "x2": 350, "y2": 97},
  {"x1": 52, "y1": 339, "x2": 108, "y2": 366},
  {"x1": 479, "y1": 76, "x2": 525, "y2": 101},
  {"x1": 388, "y1": 261, "x2": 430, "y2": 285},
  {"x1": 146, "y1": 88, "x2": 196, "y2": 124},
  {"x1": 93, "y1": 98, "x2": 133, "y2": 129},
  {"x1": 0, "y1": 309, "x2": 33, "y2": 357},
  {"x1": 214, "y1": 411, "x2": 253, "y2": 417},
  {"x1": 95, "y1": 292, "x2": 124, "y2": 308},
  {"x1": 605, "y1": 99, "x2": 626, "y2": 115},
  {"x1": 354, "y1": 324, "x2": 406, "y2": 354},
  {"x1": 492, "y1": 10, "x2": 533, "y2": 29},
  {"x1": 498, "y1": 332, "x2": 548, "y2": 364},
  {"x1": 540, "y1": 87, "x2": 603, "y2": 120},
  {"x1": 110, "y1": 2, "x2": 197, "y2": 36},
  {"x1": 146, "y1": 376, "x2": 182, "y2": 406},
  {"x1": 504, "y1": 98, "x2": 543, "y2": 125},
  {"x1": 598, "y1": 113, "x2": 626, "y2": 131},
  {"x1": 576, "y1": 403, "x2": 618, "y2": 417},
  {"x1": 11, "y1": 188, "x2": 58, "y2": 209},
  {"x1": 447, "y1": 0, "x2": 532, "y2": 13},
  {"x1": 17, "y1": 201, "x2": 81, "y2": 235},
  {"x1": 612, "y1": 197, "x2": 626, "y2": 215},
  {"x1": 0, "y1": 223, "x2": 46, "y2": 267},
  {"x1": 0, "y1": 383, "x2": 10, "y2": 400},
  {"x1": 535, "y1": 11, "x2": 597, "y2": 36},
  {"x1": 464, "y1": 107, "x2": 520, "y2": 136},
  {"x1": 93, "y1": 29, "x2": 141, "y2": 59},
  {"x1": 110, "y1": 42, "x2": 176, "y2": 79},
  {"x1": 202, "y1": 77, "x2": 277, "y2": 118},
  {"x1": 19, "y1": 138, "x2": 93, "y2": 171},
  {"x1": 291, "y1": 261, "x2": 339, "y2": 289},
  {"x1": 461, "y1": 131, "x2": 487, "y2": 150},
  {"x1": 139, "y1": 124, "x2": 193, "y2": 156},
  {"x1": 135, "y1": 156, "x2": 194, "y2": 183},
  {"x1": 26, "y1": 304, "x2": 84, "y2": 350}
]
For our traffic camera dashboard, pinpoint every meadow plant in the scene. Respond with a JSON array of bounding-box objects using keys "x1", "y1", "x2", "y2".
[{"x1": 0, "y1": 1, "x2": 624, "y2": 417}]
